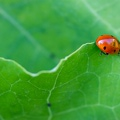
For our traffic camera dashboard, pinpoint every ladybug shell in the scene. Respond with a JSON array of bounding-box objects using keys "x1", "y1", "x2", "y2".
[{"x1": 96, "y1": 35, "x2": 120, "y2": 54}]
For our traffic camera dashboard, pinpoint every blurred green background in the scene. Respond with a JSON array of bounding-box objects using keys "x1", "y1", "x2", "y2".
[{"x1": 0, "y1": 0, "x2": 119, "y2": 73}]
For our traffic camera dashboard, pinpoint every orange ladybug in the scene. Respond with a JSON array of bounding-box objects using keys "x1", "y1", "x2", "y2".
[{"x1": 96, "y1": 34, "x2": 120, "y2": 55}]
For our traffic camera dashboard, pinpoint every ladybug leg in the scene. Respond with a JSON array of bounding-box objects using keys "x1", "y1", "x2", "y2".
[
  {"x1": 100, "y1": 51, "x2": 108, "y2": 55},
  {"x1": 105, "y1": 53, "x2": 109, "y2": 55},
  {"x1": 100, "y1": 51, "x2": 103, "y2": 55},
  {"x1": 117, "y1": 49, "x2": 120, "y2": 55},
  {"x1": 118, "y1": 49, "x2": 120, "y2": 55}
]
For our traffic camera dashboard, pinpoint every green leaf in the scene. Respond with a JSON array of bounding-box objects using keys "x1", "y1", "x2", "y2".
[
  {"x1": 0, "y1": 0, "x2": 119, "y2": 72},
  {"x1": 1, "y1": 42, "x2": 120, "y2": 120}
]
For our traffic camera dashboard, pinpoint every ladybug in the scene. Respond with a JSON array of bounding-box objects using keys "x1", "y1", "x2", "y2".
[{"x1": 96, "y1": 34, "x2": 120, "y2": 55}]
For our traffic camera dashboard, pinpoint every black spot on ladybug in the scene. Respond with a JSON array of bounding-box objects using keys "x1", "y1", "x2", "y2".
[
  {"x1": 47, "y1": 103, "x2": 51, "y2": 107},
  {"x1": 114, "y1": 50, "x2": 116, "y2": 52},
  {"x1": 103, "y1": 46, "x2": 106, "y2": 50}
]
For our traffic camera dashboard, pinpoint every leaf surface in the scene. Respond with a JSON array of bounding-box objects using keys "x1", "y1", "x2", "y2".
[
  {"x1": 0, "y1": 43, "x2": 120, "y2": 120},
  {"x1": 0, "y1": 0, "x2": 119, "y2": 72}
]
